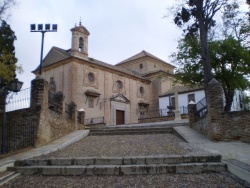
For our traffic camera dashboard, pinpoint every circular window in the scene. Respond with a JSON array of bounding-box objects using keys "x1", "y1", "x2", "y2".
[
  {"x1": 116, "y1": 80, "x2": 123, "y2": 90},
  {"x1": 139, "y1": 86, "x2": 144, "y2": 94},
  {"x1": 88, "y1": 72, "x2": 95, "y2": 83}
]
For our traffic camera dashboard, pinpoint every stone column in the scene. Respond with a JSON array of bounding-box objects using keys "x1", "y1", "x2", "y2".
[
  {"x1": 78, "y1": 108, "x2": 85, "y2": 129},
  {"x1": 31, "y1": 77, "x2": 48, "y2": 112},
  {"x1": 205, "y1": 78, "x2": 224, "y2": 140},
  {"x1": 69, "y1": 102, "x2": 77, "y2": 129},
  {"x1": 174, "y1": 90, "x2": 181, "y2": 121},
  {"x1": 31, "y1": 77, "x2": 50, "y2": 147},
  {"x1": 188, "y1": 101, "x2": 196, "y2": 126}
]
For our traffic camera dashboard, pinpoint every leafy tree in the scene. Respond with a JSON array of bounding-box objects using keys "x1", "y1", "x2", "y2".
[
  {"x1": 172, "y1": 35, "x2": 250, "y2": 111},
  {"x1": 173, "y1": 0, "x2": 228, "y2": 86},
  {"x1": 0, "y1": 20, "x2": 18, "y2": 85}
]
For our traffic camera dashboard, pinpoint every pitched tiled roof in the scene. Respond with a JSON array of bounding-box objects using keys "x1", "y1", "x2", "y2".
[
  {"x1": 159, "y1": 84, "x2": 204, "y2": 97},
  {"x1": 33, "y1": 47, "x2": 149, "y2": 81},
  {"x1": 34, "y1": 47, "x2": 71, "y2": 71},
  {"x1": 116, "y1": 50, "x2": 175, "y2": 68},
  {"x1": 88, "y1": 57, "x2": 145, "y2": 79}
]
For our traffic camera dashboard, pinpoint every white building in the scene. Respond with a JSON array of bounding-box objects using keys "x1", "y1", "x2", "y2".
[
  {"x1": 159, "y1": 85, "x2": 204, "y2": 114},
  {"x1": 159, "y1": 85, "x2": 249, "y2": 113}
]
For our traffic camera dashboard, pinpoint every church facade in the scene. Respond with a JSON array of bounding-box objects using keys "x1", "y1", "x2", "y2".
[{"x1": 33, "y1": 23, "x2": 176, "y2": 125}]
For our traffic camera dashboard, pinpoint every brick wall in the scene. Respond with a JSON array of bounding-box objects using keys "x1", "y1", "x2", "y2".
[
  {"x1": 189, "y1": 79, "x2": 250, "y2": 143},
  {"x1": 0, "y1": 77, "x2": 84, "y2": 152}
]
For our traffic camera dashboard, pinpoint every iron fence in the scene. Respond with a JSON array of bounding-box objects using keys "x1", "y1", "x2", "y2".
[
  {"x1": 179, "y1": 106, "x2": 188, "y2": 114},
  {"x1": 84, "y1": 117, "x2": 105, "y2": 125},
  {"x1": 6, "y1": 88, "x2": 31, "y2": 112},
  {"x1": 65, "y1": 103, "x2": 73, "y2": 119},
  {"x1": 48, "y1": 92, "x2": 62, "y2": 113},
  {"x1": 3, "y1": 120, "x2": 37, "y2": 152},
  {"x1": 194, "y1": 97, "x2": 207, "y2": 118}
]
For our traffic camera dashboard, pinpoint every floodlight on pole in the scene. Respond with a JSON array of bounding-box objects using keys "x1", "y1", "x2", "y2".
[{"x1": 30, "y1": 24, "x2": 58, "y2": 75}]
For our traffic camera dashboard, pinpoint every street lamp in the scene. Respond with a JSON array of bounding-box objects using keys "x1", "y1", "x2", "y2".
[
  {"x1": 1, "y1": 78, "x2": 23, "y2": 154},
  {"x1": 30, "y1": 23, "x2": 58, "y2": 75}
]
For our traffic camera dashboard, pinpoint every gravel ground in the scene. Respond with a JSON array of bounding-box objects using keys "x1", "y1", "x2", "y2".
[
  {"x1": 35, "y1": 134, "x2": 208, "y2": 159},
  {"x1": 1, "y1": 172, "x2": 248, "y2": 188},
  {"x1": 3, "y1": 134, "x2": 248, "y2": 187}
]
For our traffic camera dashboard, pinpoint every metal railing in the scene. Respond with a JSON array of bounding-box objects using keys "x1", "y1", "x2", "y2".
[
  {"x1": 84, "y1": 117, "x2": 105, "y2": 125},
  {"x1": 4, "y1": 120, "x2": 37, "y2": 152},
  {"x1": 65, "y1": 103, "x2": 73, "y2": 119},
  {"x1": 194, "y1": 97, "x2": 207, "y2": 118},
  {"x1": 5, "y1": 88, "x2": 31, "y2": 112},
  {"x1": 48, "y1": 92, "x2": 62, "y2": 113},
  {"x1": 179, "y1": 106, "x2": 188, "y2": 114}
]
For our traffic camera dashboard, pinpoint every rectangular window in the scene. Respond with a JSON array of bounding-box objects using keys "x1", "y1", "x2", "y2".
[
  {"x1": 88, "y1": 98, "x2": 94, "y2": 108},
  {"x1": 188, "y1": 94, "x2": 195, "y2": 103}
]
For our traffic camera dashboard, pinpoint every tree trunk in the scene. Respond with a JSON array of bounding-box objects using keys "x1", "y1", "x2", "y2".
[
  {"x1": 224, "y1": 91, "x2": 235, "y2": 112},
  {"x1": 196, "y1": 0, "x2": 213, "y2": 86}
]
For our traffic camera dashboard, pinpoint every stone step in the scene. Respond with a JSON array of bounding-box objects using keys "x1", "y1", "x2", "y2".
[
  {"x1": 88, "y1": 127, "x2": 174, "y2": 136},
  {"x1": 0, "y1": 172, "x2": 20, "y2": 186},
  {"x1": 14, "y1": 155, "x2": 222, "y2": 167},
  {"x1": 89, "y1": 130, "x2": 173, "y2": 136},
  {"x1": 89, "y1": 127, "x2": 174, "y2": 131},
  {"x1": 86, "y1": 123, "x2": 188, "y2": 130},
  {"x1": 8, "y1": 163, "x2": 227, "y2": 175}
]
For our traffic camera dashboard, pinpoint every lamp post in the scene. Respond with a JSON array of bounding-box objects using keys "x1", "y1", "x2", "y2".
[
  {"x1": 1, "y1": 78, "x2": 23, "y2": 154},
  {"x1": 30, "y1": 24, "x2": 58, "y2": 75}
]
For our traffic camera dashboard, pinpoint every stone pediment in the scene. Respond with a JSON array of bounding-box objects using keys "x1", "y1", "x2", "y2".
[{"x1": 110, "y1": 93, "x2": 130, "y2": 104}]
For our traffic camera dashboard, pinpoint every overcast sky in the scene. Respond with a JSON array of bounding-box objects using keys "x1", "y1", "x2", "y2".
[
  {"x1": 6, "y1": 0, "x2": 183, "y2": 88},
  {"x1": 7, "y1": 0, "x2": 249, "y2": 89}
]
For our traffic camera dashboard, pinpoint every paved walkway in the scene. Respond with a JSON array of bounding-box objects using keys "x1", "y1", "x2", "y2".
[
  {"x1": 174, "y1": 126, "x2": 250, "y2": 165},
  {"x1": 174, "y1": 126, "x2": 250, "y2": 183}
]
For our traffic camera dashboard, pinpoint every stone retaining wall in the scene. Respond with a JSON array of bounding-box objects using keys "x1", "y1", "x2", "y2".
[
  {"x1": 189, "y1": 79, "x2": 250, "y2": 143},
  {"x1": 138, "y1": 114, "x2": 187, "y2": 124},
  {"x1": 0, "y1": 77, "x2": 84, "y2": 151}
]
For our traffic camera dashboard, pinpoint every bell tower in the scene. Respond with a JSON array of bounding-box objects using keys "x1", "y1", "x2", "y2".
[{"x1": 71, "y1": 21, "x2": 90, "y2": 59}]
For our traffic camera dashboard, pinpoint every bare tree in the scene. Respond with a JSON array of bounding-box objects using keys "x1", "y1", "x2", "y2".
[
  {"x1": 0, "y1": 0, "x2": 17, "y2": 20},
  {"x1": 173, "y1": 0, "x2": 229, "y2": 86}
]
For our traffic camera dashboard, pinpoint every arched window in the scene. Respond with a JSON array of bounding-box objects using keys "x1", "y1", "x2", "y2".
[
  {"x1": 116, "y1": 80, "x2": 123, "y2": 90},
  {"x1": 79, "y1": 37, "x2": 84, "y2": 52},
  {"x1": 139, "y1": 86, "x2": 144, "y2": 95}
]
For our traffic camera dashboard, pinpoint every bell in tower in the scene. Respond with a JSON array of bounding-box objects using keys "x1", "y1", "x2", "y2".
[
  {"x1": 71, "y1": 21, "x2": 90, "y2": 59},
  {"x1": 79, "y1": 37, "x2": 84, "y2": 52}
]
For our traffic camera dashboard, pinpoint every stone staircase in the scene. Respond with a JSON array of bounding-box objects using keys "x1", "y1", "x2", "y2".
[
  {"x1": 87, "y1": 123, "x2": 188, "y2": 136},
  {"x1": 8, "y1": 155, "x2": 227, "y2": 176}
]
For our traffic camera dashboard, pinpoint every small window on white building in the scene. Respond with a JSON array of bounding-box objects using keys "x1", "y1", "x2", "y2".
[
  {"x1": 139, "y1": 64, "x2": 143, "y2": 69},
  {"x1": 188, "y1": 94, "x2": 195, "y2": 103}
]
